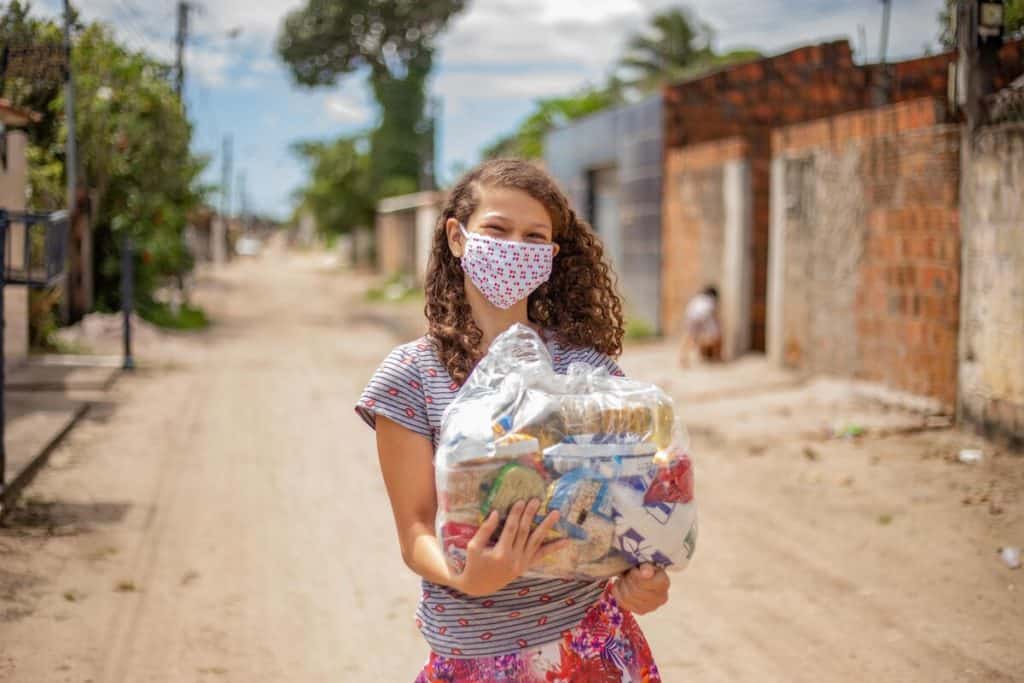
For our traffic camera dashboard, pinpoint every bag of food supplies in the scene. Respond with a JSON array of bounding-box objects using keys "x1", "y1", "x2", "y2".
[{"x1": 435, "y1": 324, "x2": 698, "y2": 581}]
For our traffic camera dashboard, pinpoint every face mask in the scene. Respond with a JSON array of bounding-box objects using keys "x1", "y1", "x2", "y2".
[{"x1": 459, "y1": 223, "x2": 554, "y2": 309}]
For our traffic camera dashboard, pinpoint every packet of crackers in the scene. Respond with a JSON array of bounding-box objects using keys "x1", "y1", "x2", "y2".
[{"x1": 435, "y1": 324, "x2": 698, "y2": 581}]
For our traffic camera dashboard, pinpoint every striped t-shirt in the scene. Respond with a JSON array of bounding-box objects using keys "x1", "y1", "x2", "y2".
[{"x1": 355, "y1": 331, "x2": 624, "y2": 658}]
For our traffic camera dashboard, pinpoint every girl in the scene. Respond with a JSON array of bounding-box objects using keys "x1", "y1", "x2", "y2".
[{"x1": 356, "y1": 159, "x2": 670, "y2": 681}]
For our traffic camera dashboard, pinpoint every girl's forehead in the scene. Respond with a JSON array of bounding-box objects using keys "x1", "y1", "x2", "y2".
[{"x1": 474, "y1": 186, "x2": 552, "y2": 228}]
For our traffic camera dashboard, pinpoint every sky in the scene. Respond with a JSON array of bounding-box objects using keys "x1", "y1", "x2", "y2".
[{"x1": 33, "y1": 0, "x2": 950, "y2": 220}]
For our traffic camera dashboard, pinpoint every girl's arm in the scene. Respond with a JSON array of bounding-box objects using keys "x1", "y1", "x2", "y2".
[
  {"x1": 375, "y1": 415, "x2": 453, "y2": 587},
  {"x1": 376, "y1": 416, "x2": 563, "y2": 596}
]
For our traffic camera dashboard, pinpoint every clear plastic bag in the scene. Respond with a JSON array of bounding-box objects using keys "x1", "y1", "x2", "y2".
[{"x1": 436, "y1": 324, "x2": 698, "y2": 581}]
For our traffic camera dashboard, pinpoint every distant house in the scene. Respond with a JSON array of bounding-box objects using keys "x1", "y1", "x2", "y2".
[{"x1": 545, "y1": 95, "x2": 664, "y2": 333}]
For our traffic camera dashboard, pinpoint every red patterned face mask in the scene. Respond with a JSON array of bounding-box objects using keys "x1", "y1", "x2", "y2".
[{"x1": 459, "y1": 223, "x2": 554, "y2": 309}]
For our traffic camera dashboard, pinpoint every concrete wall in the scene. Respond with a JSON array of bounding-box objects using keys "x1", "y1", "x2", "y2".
[
  {"x1": 0, "y1": 130, "x2": 29, "y2": 364},
  {"x1": 769, "y1": 98, "x2": 961, "y2": 409},
  {"x1": 662, "y1": 137, "x2": 752, "y2": 359},
  {"x1": 375, "y1": 210, "x2": 415, "y2": 277},
  {"x1": 376, "y1": 191, "x2": 443, "y2": 284},
  {"x1": 545, "y1": 95, "x2": 663, "y2": 330},
  {"x1": 959, "y1": 123, "x2": 1024, "y2": 445}
]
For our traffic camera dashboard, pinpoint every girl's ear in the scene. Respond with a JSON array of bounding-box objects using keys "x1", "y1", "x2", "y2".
[
  {"x1": 446, "y1": 217, "x2": 464, "y2": 258},
  {"x1": 551, "y1": 242, "x2": 560, "y2": 259}
]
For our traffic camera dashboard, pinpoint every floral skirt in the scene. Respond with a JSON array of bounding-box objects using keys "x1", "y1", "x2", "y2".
[{"x1": 414, "y1": 585, "x2": 661, "y2": 682}]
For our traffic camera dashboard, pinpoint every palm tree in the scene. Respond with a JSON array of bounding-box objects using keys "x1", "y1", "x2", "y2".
[{"x1": 619, "y1": 7, "x2": 760, "y2": 93}]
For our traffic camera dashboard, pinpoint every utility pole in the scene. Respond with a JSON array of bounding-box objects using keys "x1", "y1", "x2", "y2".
[
  {"x1": 872, "y1": 0, "x2": 893, "y2": 105},
  {"x1": 237, "y1": 169, "x2": 247, "y2": 234},
  {"x1": 213, "y1": 134, "x2": 232, "y2": 265},
  {"x1": 63, "y1": 0, "x2": 76, "y2": 214},
  {"x1": 60, "y1": 0, "x2": 77, "y2": 325},
  {"x1": 878, "y1": 0, "x2": 892, "y2": 65},
  {"x1": 174, "y1": 1, "x2": 191, "y2": 100},
  {"x1": 958, "y1": 0, "x2": 1005, "y2": 131}
]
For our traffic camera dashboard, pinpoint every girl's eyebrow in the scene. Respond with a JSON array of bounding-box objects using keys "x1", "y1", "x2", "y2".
[{"x1": 481, "y1": 212, "x2": 550, "y2": 230}]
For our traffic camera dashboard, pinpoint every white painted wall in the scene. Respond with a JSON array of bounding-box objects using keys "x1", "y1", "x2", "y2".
[{"x1": 721, "y1": 159, "x2": 752, "y2": 361}]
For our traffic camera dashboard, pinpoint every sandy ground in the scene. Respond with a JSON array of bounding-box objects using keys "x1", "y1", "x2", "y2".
[{"x1": 1, "y1": 240, "x2": 1021, "y2": 683}]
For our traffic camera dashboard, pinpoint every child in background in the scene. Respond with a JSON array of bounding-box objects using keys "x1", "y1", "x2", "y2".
[
  {"x1": 679, "y1": 285, "x2": 721, "y2": 367},
  {"x1": 356, "y1": 159, "x2": 670, "y2": 681}
]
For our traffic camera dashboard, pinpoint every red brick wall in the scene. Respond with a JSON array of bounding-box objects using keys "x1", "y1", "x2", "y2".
[
  {"x1": 662, "y1": 41, "x2": 960, "y2": 351},
  {"x1": 662, "y1": 138, "x2": 747, "y2": 335},
  {"x1": 772, "y1": 98, "x2": 961, "y2": 407}
]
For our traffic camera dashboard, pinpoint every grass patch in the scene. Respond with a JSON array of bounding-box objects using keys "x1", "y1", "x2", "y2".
[
  {"x1": 365, "y1": 273, "x2": 423, "y2": 304},
  {"x1": 624, "y1": 317, "x2": 657, "y2": 341},
  {"x1": 138, "y1": 300, "x2": 210, "y2": 331}
]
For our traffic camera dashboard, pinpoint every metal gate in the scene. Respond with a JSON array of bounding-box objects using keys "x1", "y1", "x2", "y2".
[{"x1": 0, "y1": 209, "x2": 69, "y2": 492}]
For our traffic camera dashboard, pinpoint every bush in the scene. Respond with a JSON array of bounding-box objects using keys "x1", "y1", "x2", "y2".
[
  {"x1": 625, "y1": 317, "x2": 657, "y2": 341},
  {"x1": 137, "y1": 300, "x2": 209, "y2": 331}
]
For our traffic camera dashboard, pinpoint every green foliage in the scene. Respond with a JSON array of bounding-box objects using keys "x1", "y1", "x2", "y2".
[
  {"x1": 939, "y1": 0, "x2": 1024, "y2": 48},
  {"x1": 277, "y1": 0, "x2": 466, "y2": 198},
  {"x1": 624, "y1": 317, "x2": 656, "y2": 342},
  {"x1": 365, "y1": 272, "x2": 422, "y2": 303},
  {"x1": 276, "y1": 0, "x2": 466, "y2": 86},
  {"x1": 482, "y1": 83, "x2": 626, "y2": 160},
  {"x1": 137, "y1": 300, "x2": 209, "y2": 330},
  {"x1": 65, "y1": 24, "x2": 207, "y2": 312},
  {"x1": 2, "y1": 4, "x2": 208, "y2": 327},
  {"x1": 619, "y1": 7, "x2": 714, "y2": 92},
  {"x1": 618, "y1": 8, "x2": 761, "y2": 94},
  {"x1": 0, "y1": 1, "x2": 66, "y2": 149},
  {"x1": 292, "y1": 135, "x2": 375, "y2": 237},
  {"x1": 483, "y1": 8, "x2": 761, "y2": 161}
]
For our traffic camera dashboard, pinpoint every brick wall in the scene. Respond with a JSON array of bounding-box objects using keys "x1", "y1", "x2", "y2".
[
  {"x1": 769, "y1": 98, "x2": 962, "y2": 408},
  {"x1": 959, "y1": 123, "x2": 1024, "y2": 445},
  {"x1": 662, "y1": 137, "x2": 747, "y2": 342},
  {"x1": 662, "y1": 40, "x2": 968, "y2": 352}
]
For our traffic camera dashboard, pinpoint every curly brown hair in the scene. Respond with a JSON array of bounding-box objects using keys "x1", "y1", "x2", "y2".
[{"x1": 424, "y1": 158, "x2": 624, "y2": 384}]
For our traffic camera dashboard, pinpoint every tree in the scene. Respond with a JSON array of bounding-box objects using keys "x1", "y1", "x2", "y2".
[
  {"x1": 938, "y1": 0, "x2": 1024, "y2": 48},
  {"x1": 618, "y1": 8, "x2": 761, "y2": 94},
  {"x1": 63, "y1": 24, "x2": 207, "y2": 312},
  {"x1": 483, "y1": 7, "x2": 762, "y2": 162},
  {"x1": 619, "y1": 8, "x2": 713, "y2": 92},
  {"x1": 276, "y1": 1, "x2": 467, "y2": 195},
  {"x1": 0, "y1": 0, "x2": 68, "y2": 208},
  {"x1": 291, "y1": 135, "x2": 375, "y2": 238},
  {"x1": 481, "y1": 82, "x2": 625, "y2": 160}
]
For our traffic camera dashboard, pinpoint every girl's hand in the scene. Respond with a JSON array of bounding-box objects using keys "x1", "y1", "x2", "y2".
[
  {"x1": 452, "y1": 499, "x2": 564, "y2": 597},
  {"x1": 611, "y1": 563, "x2": 670, "y2": 615}
]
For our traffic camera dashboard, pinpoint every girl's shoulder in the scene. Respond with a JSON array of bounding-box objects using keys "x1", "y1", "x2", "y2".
[
  {"x1": 546, "y1": 334, "x2": 624, "y2": 377},
  {"x1": 381, "y1": 336, "x2": 439, "y2": 369}
]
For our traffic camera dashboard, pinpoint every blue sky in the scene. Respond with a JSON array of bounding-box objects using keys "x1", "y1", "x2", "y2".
[{"x1": 35, "y1": 0, "x2": 949, "y2": 220}]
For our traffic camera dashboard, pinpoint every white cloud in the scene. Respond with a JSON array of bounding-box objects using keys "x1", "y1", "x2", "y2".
[
  {"x1": 323, "y1": 93, "x2": 373, "y2": 125},
  {"x1": 436, "y1": 69, "x2": 592, "y2": 101}
]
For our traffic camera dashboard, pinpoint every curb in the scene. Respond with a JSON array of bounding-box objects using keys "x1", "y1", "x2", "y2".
[
  {"x1": 0, "y1": 367, "x2": 126, "y2": 522},
  {"x1": 0, "y1": 403, "x2": 90, "y2": 522}
]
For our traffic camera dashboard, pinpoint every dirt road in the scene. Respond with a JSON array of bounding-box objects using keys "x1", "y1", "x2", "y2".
[{"x1": 1, "y1": 243, "x2": 1021, "y2": 682}]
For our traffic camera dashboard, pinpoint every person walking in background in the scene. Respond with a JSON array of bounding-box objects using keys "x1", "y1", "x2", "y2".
[
  {"x1": 679, "y1": 285, "x2": 722, "y2": 367},
  {"x1": 356, "y1": 159, "x2": 669, "y2": 681}
]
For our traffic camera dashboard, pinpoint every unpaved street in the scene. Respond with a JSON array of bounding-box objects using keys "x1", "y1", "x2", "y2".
[{"x1": 2, "y1": 243, "x2": 1022, "y2": 682}]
